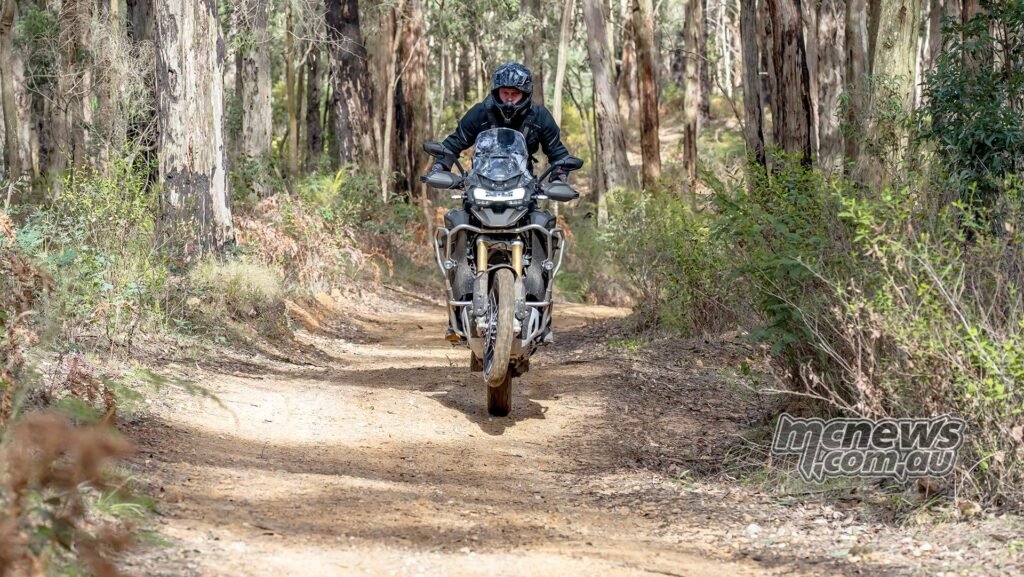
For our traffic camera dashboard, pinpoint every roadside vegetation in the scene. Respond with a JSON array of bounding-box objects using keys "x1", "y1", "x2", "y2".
[{"x1": 565, "y1": 4, "x2": 1024, "y2": 508}]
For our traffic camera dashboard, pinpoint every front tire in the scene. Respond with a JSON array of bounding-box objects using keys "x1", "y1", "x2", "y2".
[
  {"x1": 483, "y1": 269, "x2": 515, "y2": 409},
  {"x1": 487, "y1": 370, "x2": 512, "y2": 416}
]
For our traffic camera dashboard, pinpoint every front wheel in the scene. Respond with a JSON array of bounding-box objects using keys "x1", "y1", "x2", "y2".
[
  {"x1": 483, "y1": 269, "x2": 515, "y2": 413},
  {"x1": 487, "y1": 370, "x2": 512, "y2": 416}
]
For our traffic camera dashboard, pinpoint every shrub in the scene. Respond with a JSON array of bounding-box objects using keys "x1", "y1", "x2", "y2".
[
  {"x1": 605, "y1": 188, "x2": 742, "y2": 335},
  {"x1": 19, "y1": 162, "x2": 166, "y2": 350},
  {"x1": 183, "y1": 259, "x2": 289, "y2": 340},
  {"x1": 1, "y1": 211, "x2": 51, "y2": 424},
  {"x1": 2, "y1": 213, "x2": 138, "y2": 577},
  {"x1": 836, "y1": 181, "x2": 1024, "y2": 503},
  {"x1": 712, "y1": 157, "x2": 854, "y2": 375},
  {"x1": 713, "y1": 154, "x2": 1024, "y2": 504}
]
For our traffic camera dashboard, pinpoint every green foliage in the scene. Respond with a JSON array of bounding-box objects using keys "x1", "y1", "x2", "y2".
[
  {"x1": 837, "y1": 179, "x2": 1024, "y2": 502},
  {"x1": 231, "y1": 153, "x2": 285, "y2": 208},
  {"x1": 617, "y1": 190, "x2": 733, "y2": 333},
  {"x1": 19, "y1": 161, "x2": 166, "y2": 350},
  {"x1": 296, "y1": 167, "x2": 416, "y2": 237},
  {"x1": 712, "y1": 157, "x2": 851, "y2": 357},
  {"x1": 920, "y1": 0, "x2": 1024, "y2": 208},
  {"x1": 709, "y1": 151, "x2": 1024, "y2": 503}
]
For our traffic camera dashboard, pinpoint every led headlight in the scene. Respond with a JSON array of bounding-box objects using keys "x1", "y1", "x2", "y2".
[{"x1": 471, "y1": 187, "x2": 526, "y2": 202}]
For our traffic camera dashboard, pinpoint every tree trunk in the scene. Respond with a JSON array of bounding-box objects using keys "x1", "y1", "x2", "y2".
[
  {"x1": 581, "y1": 70, "x2": 608, "y2": 224},
  {"x1": 457, "y1": 40, "x2": 470, "y2": 102},
  {"x1": 741, "y1": 0, "x2": 766, "y2": 167},
  {"x1": 617, "y1": 11, "x2": 638, "y2": 127},
  {"x1": 154, "y1": 0, "x2": 233, "y2": 254},
  {"x1": 759, "y1": 4, "x2": 777, "y2": 148},
  {"x1": 379, "y1": 1, "x2": 407, "y2": 201},
  {"x1": 286, "y1": 1, "x2": 298, "y2": 187},
  {"x1": 325, "y1": 0, "x2": 377, "y2": 167},
  {"x1": 399, "y1": 0, "x2": 432, "y2": 201},
  {"x1": 552, "y1": 0, "x2": 576, "y2": 126},
  {"x1": 671, "y1": 25, "x2": 685, "y2": 88},
  {"x1": 306, "y1": 47, "x2": 323, "y2": 171},
  {"x1": 925, "y1": 0, "x2": 956, "y2": 73},
  {"x1": 961, "y1": 0, "x2": 983, "y2": 68},
  {"x1": 325, "y1": 82, "x2": 339, "y2": 167},
  {"x1": 474, "y1": 37, "x2": 485, "y2": 101},
  {"x1": 436, "y1": 9, "x2": 447, "y2": 130},
  {"x1": 682, "y1": 0, "x2": 702, "y2": 188},
  {"x1": 632, "y1": 0, "x2": 661, "y2": 188},
  {"x1": 766, "y1": 0, "x2": 814, "y2": 166},
  {"x1": 802, "y1": 0, "x2": 820, "y2": 157},
  {"x1": 297, "y1": 52, "x2": 307, "y2": 172},
  {"x1": 871, "y1": 0, "x2": 921, "y2": 110},
  {"x1": 699, "y1": 0, "x2": 711, "y2": 125},
  {"x1": 817, "y1": 0, "x2": 845, "y2": 171},
  {"x1": 523, "y1": 0, "x2": 545, "y2": 105},
  {"x1": 237, "y1": 0, "x2": 273, "y2": 194},
  {"x1": 48, "y1": 0, "x2": 92, "y2": 191},
  {"x1": 127, "y1": 0, "x2": 153, "y2": 42},
  {"x1": 582, "y1": 0, "x2": 635, "y2": 191},
  {"x1": 0, "y1": 0, "x2": 19, "y2": 179},
  {"x1": 8, "y1": 37, "x2": 35, "y2": 178},
  {"x1": 732, "y1": 1, "x2": 744, "y2": 99},
  {"x1": 853, "y1": 0, "x2": 921, "y2": 185},
  {"x1": 845, "y1": 0, "x2": 869, "y2": 163}
]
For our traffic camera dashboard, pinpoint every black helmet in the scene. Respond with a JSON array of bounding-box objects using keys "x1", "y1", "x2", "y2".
[{"x1": 490, "y1": 62, "x2": 533, "y2": 122}]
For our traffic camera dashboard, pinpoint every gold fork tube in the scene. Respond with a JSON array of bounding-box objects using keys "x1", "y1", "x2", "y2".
[
  {"x1": 476, "y1": 239, "x2": 488, "y2": 272},
  {"x1": 511, "y1": 241, "x2": 524, "y2": 276}
]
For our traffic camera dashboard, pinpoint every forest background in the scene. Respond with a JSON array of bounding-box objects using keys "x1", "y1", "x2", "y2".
[{"x1": 1, "y1": 0, "x2": 1023, "y2": 573}]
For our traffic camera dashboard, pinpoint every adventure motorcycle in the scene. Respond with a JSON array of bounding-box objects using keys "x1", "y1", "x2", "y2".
[{"x1": 421, "y1": 128, "x2": 583, "y2": 416}]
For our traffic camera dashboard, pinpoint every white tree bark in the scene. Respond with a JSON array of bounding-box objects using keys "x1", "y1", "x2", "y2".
[
  {"x1": 582, "y1": 0, "x2": 635, "y2": 193},
  {"x1": 155, "y1": 0, "x2": 233, "y2": 253}
]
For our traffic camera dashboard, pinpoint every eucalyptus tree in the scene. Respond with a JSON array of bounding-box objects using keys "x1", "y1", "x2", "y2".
[{"x1": 154, "y1": 0, "x2": 234, "y2": 253}]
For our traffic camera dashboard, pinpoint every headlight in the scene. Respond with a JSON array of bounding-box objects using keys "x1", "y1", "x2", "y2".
[{"x1": 472, "y1": 187, "x2": 526, "y2": 202}]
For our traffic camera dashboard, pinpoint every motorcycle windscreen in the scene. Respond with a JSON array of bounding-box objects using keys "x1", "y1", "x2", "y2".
[{"x1": 472, "y1": 128, "x2": 529, "y2": 182}]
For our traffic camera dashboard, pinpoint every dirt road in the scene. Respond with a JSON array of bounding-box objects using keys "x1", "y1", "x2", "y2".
[
  {"x1": 124, "y1": 297, "x2": 805, "y2": 577},
  {"x1": 125, "y1": 295, "x2": 1024, "y2": 577}
]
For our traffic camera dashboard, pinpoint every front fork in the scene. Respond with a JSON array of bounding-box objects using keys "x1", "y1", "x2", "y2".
[{"x1": 472, "y1": 239, "x2": 527, "y2": 336}]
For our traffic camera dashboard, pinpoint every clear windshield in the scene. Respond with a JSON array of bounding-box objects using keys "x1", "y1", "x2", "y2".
[{"x1": 472, "y1": 128, "x2": 529, "y2": 181}]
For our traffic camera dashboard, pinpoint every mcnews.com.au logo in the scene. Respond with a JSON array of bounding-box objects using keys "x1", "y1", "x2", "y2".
[{"x1": 771, "y1": 414, "x2": 966, "y2": 483}]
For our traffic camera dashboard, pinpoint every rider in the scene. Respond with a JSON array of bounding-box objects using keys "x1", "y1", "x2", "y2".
[
  {"x1": 432, "y1": 62, "x2": 571, "y2": 345},
  {"x1": 431, "y1": 62, "x2": 572, "y2": 183}
]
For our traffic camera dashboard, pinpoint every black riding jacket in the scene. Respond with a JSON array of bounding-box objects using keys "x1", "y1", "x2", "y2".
[{"x1": 439, "y1": 96, "x2": 570, "y2": 171}]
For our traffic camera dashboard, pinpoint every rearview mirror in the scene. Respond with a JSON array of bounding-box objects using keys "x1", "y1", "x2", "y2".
[
  {"x1": 423, "y1": 141, "x2": 450, "y2": 158},
  {"x1": 543, "y1": 182, "x2": 579, "y2": 202},
  {"x1": 554, "y1": 156, "x2": 584, "y2": 171},
  {"x1": 421, "y1": 171, "x2": 464, "y2": 189}
]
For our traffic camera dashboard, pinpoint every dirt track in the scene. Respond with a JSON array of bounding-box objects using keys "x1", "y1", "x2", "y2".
[
  {"x1": 128, "y1": 296, "x2": 1024, "y2": 577},
  {"x1": 124, "y1": 297, "x2": 812, "y2": 577}
]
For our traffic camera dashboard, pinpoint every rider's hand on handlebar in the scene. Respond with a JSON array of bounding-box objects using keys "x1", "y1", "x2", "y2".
[
  {"x1": 548, "y1": 167, "x2": 568, "y2": 183},
  {"x1": 430, "y1": 162, "x2": 446, "y2": 174}
]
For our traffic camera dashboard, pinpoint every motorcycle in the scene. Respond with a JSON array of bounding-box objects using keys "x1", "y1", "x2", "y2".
[{"x1": 421, "y1": 128, "x2": 584, "y2": 416}]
